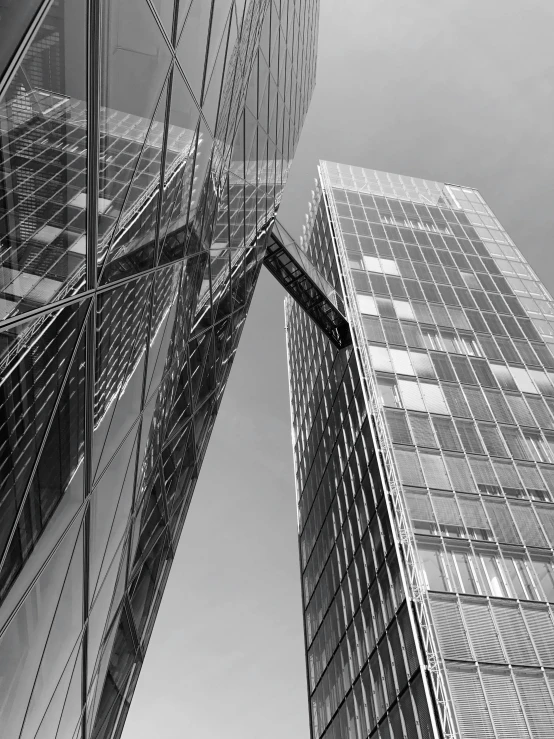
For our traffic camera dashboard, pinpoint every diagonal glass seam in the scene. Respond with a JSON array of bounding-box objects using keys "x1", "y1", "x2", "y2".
[
  {"x1": 201, "y1": 5, "x2": 233, "y2": 109},
  {"x1": 152, "y1": 66, "x2": 176, "y2": 268},
  {"x1": 0, "y1": 299, "x2": 92, "y2": 581},
  {"x1": 17, "y1": 524, "x2": 84, "y2": 736},
  {"x1": 31, "y1": 634, "x2": 83, "y2": 739},
  {"x1": 0, "y1": 505, "x2": 86, "y2": 643},
  {"x1": 198, "y1": 0, "x2": 216, "y2": 106}
]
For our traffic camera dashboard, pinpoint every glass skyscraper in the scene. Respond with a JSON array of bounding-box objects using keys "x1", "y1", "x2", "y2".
[
  {"x1": 287, "y1": 160, "x2": 554, "y2": 739},
  {"x1": 0, "y1": 1, "x2": 319, "y2": 737}
]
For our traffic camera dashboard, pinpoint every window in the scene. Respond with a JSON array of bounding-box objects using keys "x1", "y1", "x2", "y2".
[
  {"x1": 480, "y1": 553, "x2": 508, "y2": 597},
  {"x1": 377, "y1": 376, "x2": 401, "y2": 407},
  {"x1": 422, "y1": 328, "x2": 442, "y2": 351},
  {"x1": 523, "y1": 431, "x2": 552, "y2": 463},
  {"x1": 368, "y1": 345, "x2": 393, "y2": 373},
  {"x1": 440, "y1": 329, "x2": 462, "y2": 354},
  {"x1": 357, "y1": 294, "x2": 377, "y2": 315},
  {"x1": 449, "y1": 550, "x2": 479, "y2": 594},
  {"x1": 532, "y1": 558, "x2": 554, "y2": 602},
  {"x1": 420, "y1": 545, "x2": 451, "y2": 591},
  {"x1": 393, "y1": 300, "x2": 415, "y2": 320},
  {"x1": 390, "y1": 348, "x2": 414, "y2": 376},
  {"x1": 491, "y1": 364, "x2": 518, "y2": 391},
  {"x1": 504, "y1": 556, "x2": 536, "y2": 600}
]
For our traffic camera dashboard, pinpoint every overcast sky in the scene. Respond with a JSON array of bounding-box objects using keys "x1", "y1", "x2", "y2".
[{"x1": 122, "y1": 1, "x2": 554, "y2": 737}]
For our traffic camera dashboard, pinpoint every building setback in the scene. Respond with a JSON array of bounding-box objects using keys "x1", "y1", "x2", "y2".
[{"x1": 287, "y1": 160, "x2": 554, "y2": 739}]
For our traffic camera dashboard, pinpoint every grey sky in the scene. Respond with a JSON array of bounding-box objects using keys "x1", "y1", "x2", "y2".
[{"x1": 122, "y1": 1, "x2": 554, "y2": 737}]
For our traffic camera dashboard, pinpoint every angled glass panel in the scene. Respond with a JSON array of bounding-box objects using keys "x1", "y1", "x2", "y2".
[
  {"x1": 144, "y1": 262, "x2": 183, "y2": 403},
  {"x1": 90, "y1": 427, "x2": 139, "y2": 599},
  {"x1": 31, "y1": 639, "x2": 82, "y2": 739},
  {"x1": 87, "y1": 536, "x2": 129, "y2": 684},
  {"x1": 0, "y1": 300, "x2": 88, "y2": 603},
  {"x1": 17, "y1": 525, "x2": 83, "y2": 738},
  {"x1": 0, "y1": 513, "x2": 82, "y2": 736},
  {"x1": 92, "y1": 275, "x2": 154, "y2": 480},
  {"x1": 0, "y1": 0, "x2": 87, "y2": 318}
]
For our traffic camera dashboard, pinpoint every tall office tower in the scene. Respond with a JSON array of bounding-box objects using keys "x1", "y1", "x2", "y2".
[
  {"x1": 287, "y1": 161, "x2": 554, "y2": 739},
  {"x1": 0, "y1": 1, "x2": 320, "y2": 738}
]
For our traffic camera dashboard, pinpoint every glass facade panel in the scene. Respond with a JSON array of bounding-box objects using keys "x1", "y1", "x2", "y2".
[{"x1": 0, "y1": 2, "x2": 319, "y2": 738}]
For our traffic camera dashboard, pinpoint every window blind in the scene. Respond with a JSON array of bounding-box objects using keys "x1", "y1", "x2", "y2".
[
  {"x1": 432, "y1": 416, "x2": 463, "y2": 451},
  {"x1": 419, "y1": 451, "x2": 451, "y2": 490},
  {"x1": 514, "y1": 669, "x2": 554, "y2": 738},
  {"x1": 481, "y1": 667, "x2": 531, "y2": 739},
  {"x1": 509, "y1": 503, "x2": 548, "y2": 548},
  {"x1": 483, "y1": 498, "x2": 521, "y2": 544},
  {"x1": 492, "y1": 602, "x2": 538, "y2": 666},
  {"x1": 442, "y1": 385, "x2": 472, "y2": 418},
  {"x1": 522, "y1": 604, "x2": 554, "y2": 667},
  {"x1": 444, "y1": 454, "x2": 476, "y2": 493},
  {"x1": 455, "y1": 419, "x2": 485, "y2": 454},
  {"x1": 447, "y1": 664, "x2": 495, "y2": 739},
  {"x1": 465, "y1": 386, "x2": 494, "y2": 421},
  {"x1": 430, "y1": 595, "x2": 472, "y2": 660},
  {"x1": 461, "y1": 599, "x2": 505, "y2": 663},
  {"x1": 408, "y1": 413, "x2": 437, "y2": 448}
]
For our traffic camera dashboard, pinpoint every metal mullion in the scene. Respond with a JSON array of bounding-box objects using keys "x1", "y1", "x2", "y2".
[{"x1": 81, "y1": 0, "x2": 102, "y2": 723}]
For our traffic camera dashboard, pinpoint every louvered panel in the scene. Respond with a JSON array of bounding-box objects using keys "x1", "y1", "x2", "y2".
[
  {"x1": 393, "y1": 446, "x2": 426, "y2": 487},
  {"x1": 514, "y1": 669, "x2": 554, "y2": 738},
  {"x1": 510, "y1": 502, "x2": 548, "y2": 548},
  {"x1": 419, "y1": 451, "x2": 451, "y2": 490},
  {"x1": 457, "y1": 495, "x2": 490, "y2": 530},
  {"x1": 518, "y1": 464, "x2": 548, "y2": 496},
  {"x1": 468, "y1": 456, "x2": 500, "y2": 489},
  {"x1": 454, "y1": 419, "x2": 484, "y2": 454},
  {"x1": 522, "y1": 604, "x2": 554, "y2": 667},
  {"x1": 478, "y1": 423, "x2": 509, "y2": 457},
  {"x1": 506, "y1": 394, "x2": 536, "y2": 427},
  {"x1": 442, "y1": 384, "x2": 472, "y2": 418},
  {"x1": 462, "y1": 599, "x2": 506, "y2": 663},
  {"x1": 430, "y1": 595, "x2": 473, "y2": 660},
  {"x1": 385, "y1": 409, "x2": 413, "y2": 445},
  {"x1": 408, "y1": 413, "x2": 437, "y2": 448},
  {"x1": 526, "y1": 395, "x2": 554, "y2": 430},
  {"x1": 483, "y1": 498, "x2": 521, "y2": 544},
  {"x1": 484, "y1": 389, "x2": 515, "y2": 424},
  {"x1": 432, "y1": 415, "x2": 462, "y2": 451},
  {"x1": 493, "y1": 460, "x2": 525, "y2": 496},
  {"x1": 444, "y1": 453, "x2": 477, "y2": 493},
  {"x1": 536, "y1": 505, "x2": 554, "y2": 548},
  {"x1": 465, "y1": 386, "x2": 494, "y2": 421},
  {"x1": 492, "y1": 602, "x2": 539, "y2": 666},
  {"x1": 481, "y1": 668, "x2": 531, "y2": 739},
  {"x1": 431, "y1": 492, "x2": 463, "y2": 526},
  {"x1": 404, "y1": 489, "x2": 434, "y2": 522},
  {"x1": 447, "y1": 664, "x2": 496, "y2": 739}
]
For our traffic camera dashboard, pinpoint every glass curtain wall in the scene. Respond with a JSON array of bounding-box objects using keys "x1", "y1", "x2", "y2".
[
  {"x1": 0, "y1": 2, "x2": 319, "y2": 738},
  {"x1": 290, "y1": 159, "x2": 554, "y2": 739}
]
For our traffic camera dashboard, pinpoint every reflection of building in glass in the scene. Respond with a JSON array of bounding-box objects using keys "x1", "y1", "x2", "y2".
[
  {"x1": 288, "y1": 160, "x2": 554, "y2": 739},
  {"x1": 0, "y1": 1, "x2": 320, "y2": 738}
]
